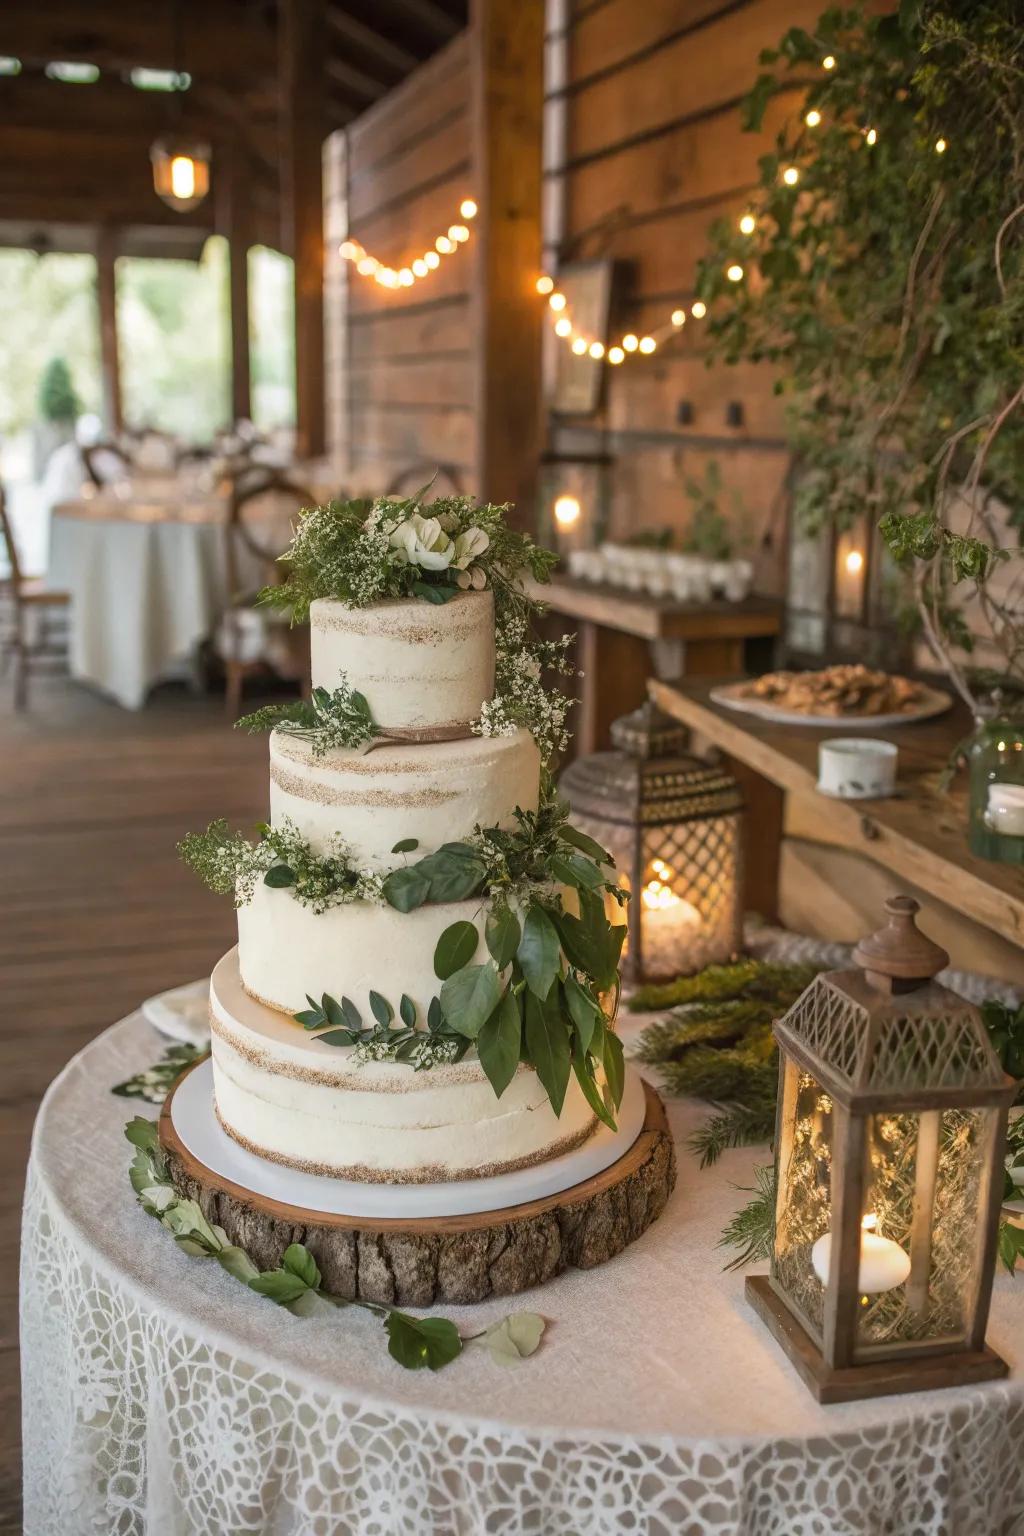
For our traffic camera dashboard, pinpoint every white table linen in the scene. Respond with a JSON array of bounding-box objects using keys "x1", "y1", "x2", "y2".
[
  {"x1": 49, "y1": 496, "x2": 265, "y2": 709},
  {"x1": 20, "y1": 1010, "x2": 1024, "y2": 1535}
]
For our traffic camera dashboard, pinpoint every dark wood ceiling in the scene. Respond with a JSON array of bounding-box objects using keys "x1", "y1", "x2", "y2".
[{"x1": 0, "y1": 0, "x2": 469, "y2": 252}]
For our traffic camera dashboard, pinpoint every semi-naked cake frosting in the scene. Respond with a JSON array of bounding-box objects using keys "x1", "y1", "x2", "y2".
[{"x1": 211, "y1": 587, "x2": 598, "y2": 1183}]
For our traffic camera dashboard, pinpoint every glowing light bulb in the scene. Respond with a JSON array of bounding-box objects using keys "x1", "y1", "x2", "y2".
[
  {"x1": 671, "y1": 309, "x2": 686, "y2": 326},
  {"x1": 638, "y1": 336, "x2": 656, "y2": 354},
  {"x1": 412, "y1": 258, "x2": 428, "y2": 278},
  {"x1": 339, "y1": 240, "x2": 359, "y2": 260},
  {"x1": 459, "y1": 198, "x2": 477, "y2": 219},
  {"x1": 822, "y1": 54, "x2": 836, "y2": 70},
  {"x1": 783, "y1": 165, "x2": 800, "y2": 186},
  {"x1": 536, "y1": 275, "x2": 554, "y2": 295},
  {"x1": 548, "y1": 291, "x2": 567, "y2": 312},
  {"x1": 589, "y1": 341, "x2": 605, "y2": 359},
  {"x1": 571, "y1": 337, "x2": 588, "y2": 355},
  {"x1": 553, "y1": 494, "x2": 581, "y2": 527},
  {"x1": 622, "y1": 334, "x2": 639, "y2": 352},
  {"x1": 805, "y1": 108, "x2": 822, "y2": 127},
  {"x1": 398, "y1": 268, "x2": 414, "y2": 286},
  {"x1": 739, "y1": 213, "x2": 756, "y2": 235},
  {"x1": 448, "y1": 224, "x2": 470, "y2": 242},
  {"x1": 424, "y1": 251, "x2": 440, "y2": 269},
  {"x1": 169, "y1": 155, "x2": 197, "y2": 202},
  {"x1": 691, "y1": 301, "x2": 707, "y2": 319},
  {"x1": 608, "y1": 346, "x2": 625, "y2": 364},
  {"x1": 436, "y1": 235, "x2": 454, "y2": 254},
  {"x1": 726, "y1": 263, "x2": 744, "y2": 282},
  {"x1": 865, "y1": 126, "x2": 877, "y2": 145},
  {"x1": 845, "y1": 550, "x2": 864, "y2": 575},
  {"x1": 935, "y1": 137, "x2": 947, "y2": 154},
  {"x1": 357, "y1": 256, "x2": 378, "y2": 276},
  {"x1": 554, "y1": 316, "x2": 572, "y2": 337}
]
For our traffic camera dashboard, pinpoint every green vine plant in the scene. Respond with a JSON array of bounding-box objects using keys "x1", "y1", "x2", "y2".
[
  {"x1": 695, "y1": 3, "x2": 1024, "y2": 714},
  {"x1": 124, "y1": 1117, "x2": 545, "y2": 1372}
]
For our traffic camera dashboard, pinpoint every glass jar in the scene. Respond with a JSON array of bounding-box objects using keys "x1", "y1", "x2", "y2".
[{"x1": 967, "y1": 716, "x2": 1024, "y2": 864}]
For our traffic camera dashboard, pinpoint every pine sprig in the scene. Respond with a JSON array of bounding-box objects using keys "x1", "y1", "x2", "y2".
[
  {"x1": 719, "y1": 1165, "x2": 776, "y2": 1271},
  {"x1": 237, "y1": 680, "x2": 375, "y2": 756},
  {"x1": 629, "y1": 961, "x2": 821, "y2": 1012},
  {"x1": 688, "y1": 1099, "x2": 777, "y2": 1169}
]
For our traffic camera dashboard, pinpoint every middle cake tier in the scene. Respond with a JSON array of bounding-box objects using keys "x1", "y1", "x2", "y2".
[{"x1": 269, "y1": 725, "x2": 540, "y2": 867}]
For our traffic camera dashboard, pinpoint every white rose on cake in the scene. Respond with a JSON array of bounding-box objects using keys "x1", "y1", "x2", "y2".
[{"x1": 389, "y1": 512, "x2": 456, "y2": 570}]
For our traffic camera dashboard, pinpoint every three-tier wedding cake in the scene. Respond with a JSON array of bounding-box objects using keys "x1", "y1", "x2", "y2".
[{"x1": 182, "y1": 491, "x2": 627, "y2": 1187}]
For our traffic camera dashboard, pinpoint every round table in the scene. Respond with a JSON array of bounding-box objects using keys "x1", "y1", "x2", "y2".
[{"x1": 21, "y1": 1013, "x2": 1024, "y2": 1536}]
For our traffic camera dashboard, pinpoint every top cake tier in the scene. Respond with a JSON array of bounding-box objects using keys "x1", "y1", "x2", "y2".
[{"x1": 310, "y1": 589, "x2": 494, "y2": 732}]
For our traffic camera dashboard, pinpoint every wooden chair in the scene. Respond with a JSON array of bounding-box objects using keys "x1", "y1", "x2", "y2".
[
  {"x1": 384, "y1": 462, "x2": 464, "y2": 499},
  {"x1": 0, "y1": 486, "x2": 70, "y2": 710},
  {"x1": 221, "y1": 469, "x2": 315, "y2": 717},
  {"x1": 81, "y1": 440, "x2": 131, "y2": 488}
]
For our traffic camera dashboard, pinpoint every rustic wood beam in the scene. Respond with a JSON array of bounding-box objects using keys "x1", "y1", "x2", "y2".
[
  {"x1": 469, "y1": 0, "x2": 543, "y2": 522},
  {"x1": 280, "y1": 0, "x2": 327, "y2": 458},
  {"x1": 95, "y1": 225, "x2": 122, "y2": 434},
  {"x1": 326, "y1": 55, "x2": 389, "y2": 105},
  {"x1": 216, "y1": 146, "x2": 252, "y2": 425},
  {"x1": 326, "y1": 6, "x2": 418, "y2": 75},
  {"x1": 374, "y1": 0, "x2": 461, "y2": 44}
]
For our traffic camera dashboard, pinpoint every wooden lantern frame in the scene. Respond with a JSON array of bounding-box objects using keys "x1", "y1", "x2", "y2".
[{"x1": 747, "y1": 895, "x2": 1016, "y2": 1403}]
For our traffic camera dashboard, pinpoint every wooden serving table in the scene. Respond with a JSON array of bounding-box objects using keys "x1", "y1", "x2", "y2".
[
  {"x1": 650, "y1": 678, "x2": 1024, "y2": 955},
  {"x1": 531, "y1": 577, "x2": 782, "y2": 754}
]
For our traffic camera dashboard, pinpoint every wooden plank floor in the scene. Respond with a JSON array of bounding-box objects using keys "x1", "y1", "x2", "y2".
[{"x1": 0, "y1": 673, "x2": 268, "y2": 1534}]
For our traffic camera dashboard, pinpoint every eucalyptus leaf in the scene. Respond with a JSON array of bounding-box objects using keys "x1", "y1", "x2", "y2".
[
  {"x1": 314, "y1": 1028, "x2": 362, "y2": 1048},
  {"x1": 427, "y1": 996, "x2": 443, "y2": 1033},
  {"x1": 385, "y1": 1311, "x2": 463, "y2": 1370},
  {"x1": 282, "y1": 1243, "x2": 321, "y2": 1290},
  {"x1": 603, "y1": 1029, "x2": 626, "y2": 1111},
  {"x1": 419, "y1": 845, "x2": 487, "y2": 903},
  {"x1": 563, "y1": 973, "x2": 602, "y2": 1055},
  {"x1": 391, "y1": 837, "x2": 419, "y2": 853},
  {"x1": 476, "y1": 989, "x2": 522, "y2": 1098},
  {"x1": 217, "y1": 1246, "x2": 260, "y2": 1284},
  {"x1": 381, "y1": 865, "x2": 432, "y2": 912},
  {"x1": 549, "y1": 851, "x2": 605, "y2": 890},
  {"x1": 524, "y1": 988, "x2": 571, "y2": 1117},
  {"x1": 440, "y1": 962, "x2": 502, "y2": 1039},
  {"x1": 263, "y1": 864, "x2": 297, "y2": 889},
  {"x1": 249, "y1": 1270, "x2": 313, "y2": 1305},
  {"x1": 341, "y1": 996, "x2": 362, "y2": 1031},
  {"x1": 559, "y1": 823, "x2": 613, "y2": 865},
  {"x1": 518, "y1": 903, "x2": 561, "y2": 1000},
  {"x1": 485, "y1": 903, "x2": 521, "y2": 968},
  {"x1": 400, "y1": 993, "x2": 417, "y2": 1028},
  {"x1": 572, "y1": 1033, "x2": 617, "y2": 1131},
  {"x1": 323, "y1": 994, "x2": 346, "y2": 1028},
  {"x1": 485, "y1": 1312, "x2": 546, "y2": 1366},
  {"x1": 434, "y1": 919, "x2": 479, "y2": 980},
  {"x1": 294, "y1": 1007, "x2": 326, "y2": 1030}
]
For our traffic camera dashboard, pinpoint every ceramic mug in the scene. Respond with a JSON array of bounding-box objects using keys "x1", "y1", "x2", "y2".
[{"x1": 817, "y1": 738, "x2": 898, "y2": 799}]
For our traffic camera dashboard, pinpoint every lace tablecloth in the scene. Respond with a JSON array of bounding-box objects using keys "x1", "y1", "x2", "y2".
[{"x1": 21, "y1": 1012, "x2": 1024, "y2": 1536}]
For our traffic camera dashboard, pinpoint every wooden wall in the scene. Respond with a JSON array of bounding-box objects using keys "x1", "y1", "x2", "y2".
[
  {"x1": 544, "y1": 0, "x2": 827, "y2": 587},
  {"x1": 324, "y1": 36, "x2": 475, "y2": 491}
]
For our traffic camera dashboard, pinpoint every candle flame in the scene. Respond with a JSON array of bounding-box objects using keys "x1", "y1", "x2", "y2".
[{"x1": 861, "y1": 1212, "x2": 878, "y2": 1232}]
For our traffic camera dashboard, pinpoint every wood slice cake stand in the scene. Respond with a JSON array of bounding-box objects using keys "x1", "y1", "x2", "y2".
[{"x1": 159, "y1": 1064, "x2": 677, "y2": 1307}]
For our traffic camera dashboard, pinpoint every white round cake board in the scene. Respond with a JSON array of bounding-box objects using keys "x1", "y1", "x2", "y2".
[{"x1": 171, "y1": 1058, "x2": 648, "y2": 1220}]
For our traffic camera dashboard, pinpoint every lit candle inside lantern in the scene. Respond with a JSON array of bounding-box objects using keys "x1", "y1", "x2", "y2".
[
  {"x1": 811, "y1": 1213, "x2": 911, "y2": 1294},
  {"x1": 640, "y1": 869, "x2": 702, "y2": 975}
]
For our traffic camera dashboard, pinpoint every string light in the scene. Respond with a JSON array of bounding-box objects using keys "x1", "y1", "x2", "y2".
[
  {"x1": 935, "y1": 137, "x2": 947, "y2": 154},
  {"x1": 554, "y1": 316, "x2": 572, "y2": 337},
  {"x1": 805, "y1": 108, "x2": 822, "y2": 127},
  {"x1": 536, "y1": 275, "x2": 554, "y2": 295},
  {"x1": 671, "y1": 309, "x2": 686, "y2": 326},
  {"x1": 339, "y1": 200, "x2": 476, "y2": 289},
  {"x1": 548, "y1": 291, "x2": 567, "y2": 312},
  {"x1": 571, "y1": 337, "x2": 588, "y2": 355},
  {"x1": 865, "y1": 127, "x2": 877, "y2": 146},
  {"x1": 608, "y1": 346, "x2": 625, "y2": 364},
  {"x1": 739, "y1": 213, "x2": 757, "y2": 235},
  {"x1": 691, "y1": 301, "x2": 707, "y2": 319},
  {"x1": 622, "y1": 334, "x2": 639, "y2": 352},
  {"x1": 783, "y1": 165, "x2": 800, "y2": 185},
  {"x1": 726, "y1": 263, "x2": 744, "y2": 282},
  {"x1": 589, "y1": 341, "x2": 605, "y2": 359},
  {"x1": 822, "y1": 54, "x2": 836, "y2": 70},
  {"x1": 638, "y1": 336, "x2": 656, "y2": 354}
]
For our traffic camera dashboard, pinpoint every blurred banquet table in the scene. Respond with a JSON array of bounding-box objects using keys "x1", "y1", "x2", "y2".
[
  {"x1": 49, "y1": 490, "x2": 278, "y2": 709},
  {"x1": 20, "y1": 1009, "x2": 1024, "y2": 1536}
]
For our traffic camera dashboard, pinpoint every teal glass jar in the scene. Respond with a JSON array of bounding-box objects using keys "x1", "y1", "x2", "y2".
[{"x1": 967, "y1": 716, "x2": 1024, "y2": 864}]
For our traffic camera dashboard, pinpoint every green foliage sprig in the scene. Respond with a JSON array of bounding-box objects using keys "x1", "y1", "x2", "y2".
[
  {"x1": 695, "y1": 2, "x2": 1024, "y2": 709},
  {"x1": 113, "y1": 1043, "x2": 207, "y2": 1103},
  {"x1": 381, "y1": 796, "x2": 627, "y2": 1122},
  {"x1": 295, "y1": 989, "x2": 471, "y2": 1069},
  {"x1": 236, "y1": 680, "x2": 375, "y2": 756},
  {"x1": 124, "y1": 1116, "x2": 545, "y2": 1370},
  {"x1": 178, "y1": 818, "x2": 382, "y2": 912}
]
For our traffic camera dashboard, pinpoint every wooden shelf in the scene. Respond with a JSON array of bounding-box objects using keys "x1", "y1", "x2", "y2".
[
  {"x1": 529, "y1": 576, "x2": 783, "y2": 644},
  {"x1": 650, "y1": 678, "x2": 1024, "y2": 953}
]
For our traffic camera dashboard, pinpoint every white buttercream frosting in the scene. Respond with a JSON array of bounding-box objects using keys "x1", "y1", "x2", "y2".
[
  {"x1": 210, "y1": 950, "x2": 597, "y2": 1182},
  {"x1": 269, "y1": 727, "x2": 539, "y2": 868},
  {"x1": 310, "y1": 590, "x2": 495, "y2": 729}
]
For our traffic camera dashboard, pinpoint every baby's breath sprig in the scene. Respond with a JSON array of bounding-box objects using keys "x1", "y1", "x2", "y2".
[
  {"x1": 236, "y1": 679, "x2": 376, "y2": 757},
  {"x1": 177, "y1": 818, "x2": 382, "y2": 913}
]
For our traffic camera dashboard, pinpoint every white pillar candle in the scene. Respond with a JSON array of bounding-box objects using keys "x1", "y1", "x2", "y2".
[
  {"x1": 811, "y1": 1216, "x2": 911, "y2": 1294},
  {"x1": 986, "y1": 783, "x2": 1024, "y2": 836},
  {"x1": 640, "y1": 879, "x2": 702, "y2": 974}
]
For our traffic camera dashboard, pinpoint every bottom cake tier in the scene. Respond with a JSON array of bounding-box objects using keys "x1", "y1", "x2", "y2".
[{"x1": 209, "y1": 949, "x2": 599, "y2": 1184}]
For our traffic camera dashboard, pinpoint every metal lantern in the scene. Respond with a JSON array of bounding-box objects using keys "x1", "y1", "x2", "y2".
[
  {"x1": 151, "y1": 135, "x2": 211, "y2": 213},
  {"x1": 560, "y1": 702, "x2": 744, "y2": 982},
  {"x1": 748, "y1": 895, "x2": 1015, "y2": 1403}
]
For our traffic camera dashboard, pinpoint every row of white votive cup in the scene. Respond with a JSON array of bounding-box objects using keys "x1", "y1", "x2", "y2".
[{"x1": 567, "y1": 545, "x2": 754, "y2": 603}]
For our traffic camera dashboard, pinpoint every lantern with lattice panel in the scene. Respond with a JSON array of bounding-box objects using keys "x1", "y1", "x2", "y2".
[
  {"x1": 559, "y1": 702, "x2": 743, "y2": 982},
  {"x1": 748, "y1": 895, "x2": 1015, "y2": 1403}
]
